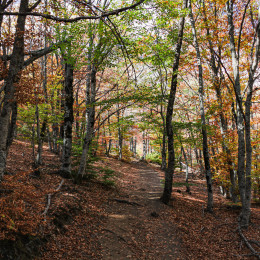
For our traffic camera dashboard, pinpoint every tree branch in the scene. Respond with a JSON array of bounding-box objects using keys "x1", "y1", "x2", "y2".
[
  {"x1": 42, "y1": 179, "x2": 64, "y2": 221},
  {"x1": 238, "y1": 0, "x2": 251, "y2": 60},
  {"x1": 0, "y1": 0, "x2": 146, "y2": 22},
  {"x1": 23, "y1": 40, "x2": 70, "y2": 67},
  {"x1": 28, "y1": 0, "x2": 42, "y2": 12},
  {"x1": 213, "y1": 50, "x2": 235, "y2": 87}
]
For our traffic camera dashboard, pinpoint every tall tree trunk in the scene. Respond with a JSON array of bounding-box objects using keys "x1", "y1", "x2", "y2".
[
  {"x1": 226, "y1": 2, "x2": 246, "y2": 219},
  {"x1": 105, "y1": 113, "x2": 112, "y2": 157},
  {"x1": 142, "y1": 131, "x2": 146, "y2": 160},
  {"x1": 181, "y1": 146, "x2": 190, "y2": 194},
  {"x1": 225, "y1": 0, "x2": 260, "y2": 227},
  {"x1": 240, "y1": 1, "x2": 259, "y2": 226},
  {"x1": 0, "y1": 0, "x2": 28, "y2": 180},
  {"x1": 61, "y1": 60, "x2": 74, "y2": 177},
  {"x1": 118, "y1": 111, "x2": 123, "y2": 161},
  {"x1": 189, "y1": 0, "x2": 213, "y2": 212},
  {"x1": 133, "y1": 137, "x2": 137, "y2": 157},
  {"x1": 160, "y1": 0, "x2": 187, "y2": 204},
  {"x1": 161, "y1": 130, "x2": 167, "y2": 170},
  {"x1": 77, "y1": 65, "x2": 96, "y2": 181},
  {"x1": 202, "y1": 1, "x2": 237, "y2": 202},
  {"x1": 130, "y1": 137, "x2": 133, "y2": 153},
  {"x1": 176, "y1": 131, "x2": 190, "y2": 193},
  {"x1": 35, "y1": 103, "x2": 42, "y2": 166}
]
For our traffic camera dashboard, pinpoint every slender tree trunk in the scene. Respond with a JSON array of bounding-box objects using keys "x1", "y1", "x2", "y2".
[
  {"x1": 130, "y1": 137, "x2": 133, "y2": 153},
  {"x1": 133, "y1": 137, "x2": 137, "y2": 157},
  {"x1": 241, "y1": 2, "x2": 259, "y2": 226},
  {"x1": 202, "y1": 1, "x2": 237, "y2": 202},
  {"x1": 77, "y1": 65, "x2": 96, "y2": 180},
  {"x1": 118, "y1": 111, "x2": 123, "y2": 161},
  {"x1": 106, "y1": 114, "x2": 112, "y2": 157},
  {"x1": 160, "y1": 0, "x2": 187, "y2": 204},
  {"x1": 35, "y1": 104, "x2": 42, "y2": 166},
  {"x1": 142, "y1": 131, "x2": 146, "y2": 160},
  {"x1": 161, "y1": 131, "x2": 167, "y2": 170},
  {"x1": 181, "y1": 146, "x2": 190, "y2": 193},
  {"x1": 176, "y1": 131, "x2": 190, "y2": 193},
  {"x1": 32, "y1": 116, "x2": 36, "y2": 162},
  {"x1": 226, "y1": 2, "x2": 246, "y2": 218},
  {"x1": 189, "y1": 0, "x2": 213, "y2": 212},
  {"x1": 225, "y1": 0, "x2": 260, "y2": 227}
]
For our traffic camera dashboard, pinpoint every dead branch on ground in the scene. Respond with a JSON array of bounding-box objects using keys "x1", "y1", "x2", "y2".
[
  {"x1": 110, "y1": 198, "x2": 143, "y2": 206},
  {"x1": 42, "y1": 179, "x2": 65, "y2": 221}
]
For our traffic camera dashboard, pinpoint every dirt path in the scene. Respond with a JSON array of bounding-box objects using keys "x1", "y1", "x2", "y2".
[
  {"x1": 4, "y1": 141, "x2": 260, "y2": 260},
  {"x1": 98, "y1": 161, "x2": 181, "y2": 260}
]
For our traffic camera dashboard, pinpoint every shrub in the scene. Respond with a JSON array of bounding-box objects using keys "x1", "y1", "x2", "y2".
[
  {"x1": 122, "y1": 145, "x2": 133, "y2": 163},
  {"x1": 99, "y1": 167, "x2": 116, "y2": 187},
  {"x1": 146, "y1": 152, "x2": 162, "y2": 165}
]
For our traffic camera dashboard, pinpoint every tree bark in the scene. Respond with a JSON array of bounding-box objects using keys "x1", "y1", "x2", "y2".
[
  {"x1": 189, "y1": 0, "x2": 213, "y2": 212},
  {"x1": 142, "y1": 131, "x2": 146, "y2": 160},
  {"x1": 61, "y1": 59, "x2": 74, "y2": 177},
  {"x1": 241, "y1": 1, "x2": 259, "y2": 226},
  {"x1": 118, "y1": 110, "x2": 123, "y2": 161},
  {"x1": 0, "y1": 0, "x2": 28, "y2": 180},
  {"x1": 161, "y1": 130, "x2": 167, "y2": 170},
  {"x1": 202, "y1": 0, "x2": 237, "y2": 202},
  {"x1": 160, "y1": 0, "x2": 187, "y2": 204},
  {"x1": 225, "y1": 0, "x2": 260, "y2": 227},
  {"x1": 77, "y1": 65, "x2": 96, "y2": 180}
]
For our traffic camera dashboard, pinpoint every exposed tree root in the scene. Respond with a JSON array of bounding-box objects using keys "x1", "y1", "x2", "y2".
[
  {"x1": 249, "y1": 240, "x2": 260, "y2": 248},
  {"x1": 238, "y1": 225, "x2": 260, "y2": 259},
  {"x1": 101, "y1": 228, "x2": 127, "y2": 242},
  {"x1": 111, "y1": 198, "x2": 142, "y2": 207},
  {"x1": 233, "y1": 254, "x2": 259, "y2": 257}
]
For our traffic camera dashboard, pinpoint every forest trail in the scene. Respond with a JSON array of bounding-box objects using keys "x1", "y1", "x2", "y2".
[
  {"x1": 98, "y1": 161, "x2": 181, "y2": 260},
  {"x1": 3, "y1": 141, "x2": 260, "y2": 260}
]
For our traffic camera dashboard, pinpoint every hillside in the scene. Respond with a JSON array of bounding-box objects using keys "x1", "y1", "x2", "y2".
[{"x1": 0, "y1": 140, "x2": 259, "y2": 259}]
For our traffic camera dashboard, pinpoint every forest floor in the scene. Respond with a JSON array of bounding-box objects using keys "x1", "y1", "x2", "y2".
[{"x1": 0, "y1": 140, "x2": 260, "y2": 259}]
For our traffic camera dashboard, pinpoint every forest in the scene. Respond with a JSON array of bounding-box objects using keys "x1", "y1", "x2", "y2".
[{"x1": 0, "y1": 0, "x2": 259, "y2": 259}]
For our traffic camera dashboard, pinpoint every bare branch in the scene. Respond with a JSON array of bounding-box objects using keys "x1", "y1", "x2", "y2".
[
  {"x1": 0, "y1": 0, "x2": 146, "y2": 22},
  {"x1": 213, "y1": 50, "x2": 235, "y2": 86},
  {"x1": 42, "y1": 179, "x2": 64, "y2": 221},
  {"x1": 28, "y1": 0, "x2": 42, "y2": 12},
  {"x1": 238, "y1": 0, "x2": 251, "y2": 60},
  {"x1": 23, "y1": 39, "x2": 70, "y2": 67},
  {"x1": 2, "y1": 0, "x2": 13, "y2": 9}
]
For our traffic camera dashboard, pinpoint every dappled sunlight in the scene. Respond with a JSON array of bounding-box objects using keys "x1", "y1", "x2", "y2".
[
  {"x1": 108, "y1": 214, "x2": 128, "y2": 220},
  {"x1": 174, "y1": 193, "x2": 206, "y2": 204}
]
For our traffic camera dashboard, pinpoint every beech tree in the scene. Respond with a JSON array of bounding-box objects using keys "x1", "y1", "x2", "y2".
[
  {"x1": 0, "y1": 0, "x2": 259, "y2": 233},
  {"x1": 188, "y1": 0, "x2": 213, "y2": 212},
  {"x1": 225, "y1": 0, "x2": 260, "y2": 227},
  {"x1": 0, "y1": 0, "x2": 146, "y2": 180},
  {"x1": 160, "y1": 0, "x2": 187, "y2": 204}
]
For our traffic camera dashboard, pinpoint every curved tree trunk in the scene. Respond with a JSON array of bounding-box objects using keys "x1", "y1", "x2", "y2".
[{"x1": 0, "y1": 0, "x2": 28, "y2": 180}]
